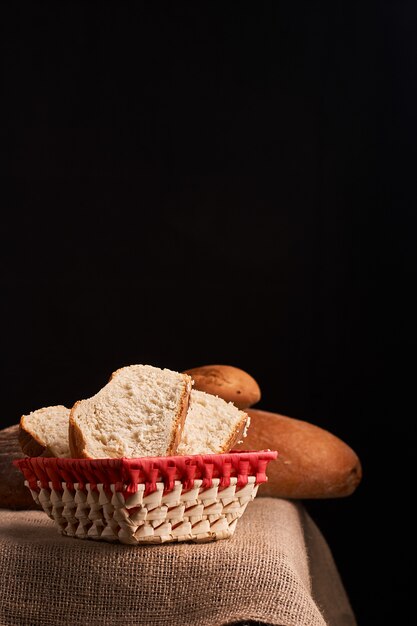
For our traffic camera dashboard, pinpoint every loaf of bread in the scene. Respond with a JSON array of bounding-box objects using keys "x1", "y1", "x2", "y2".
[
  {"x1": 177, "y1": 389, "x2": 249, "y2": 455},
  {"x1": 234, "y1": 408, "x2": 362, "y2": 498},
  {"x1": 183, "y1": 365, "x2": 261, "y2": 409},
  {"x1": 0, "y1": 425, "x2": 41, "y2": 510},
  {"x1": 19, "y1": 405, "x2": 71, "y2": 458},
  {"x1": 70, "y1": 365, "x2": 192, "y2": 458}
]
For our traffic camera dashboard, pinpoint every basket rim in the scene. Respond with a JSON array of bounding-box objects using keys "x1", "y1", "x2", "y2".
[{"x1": 14, "y1": 450, "x2": 278, "y2": 497}]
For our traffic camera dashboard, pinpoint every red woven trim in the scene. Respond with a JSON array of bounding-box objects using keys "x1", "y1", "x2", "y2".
[{"x1": 13, "y1": 450, "x2": 277, "y2": 496}]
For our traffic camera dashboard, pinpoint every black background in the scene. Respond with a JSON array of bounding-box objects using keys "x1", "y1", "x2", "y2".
[{"x1": 1, "y1": 3, "x2": 415, "y2": 625}]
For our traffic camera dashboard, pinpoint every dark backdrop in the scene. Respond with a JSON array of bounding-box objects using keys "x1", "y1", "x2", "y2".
[{"x1": 1, "y1": 3, "x2": 415, "y2": 625}]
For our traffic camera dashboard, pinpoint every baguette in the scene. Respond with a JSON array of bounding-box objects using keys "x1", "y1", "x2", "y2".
[
  {"x1": 183, "y1": 365, "x2": 261, "y2": 409},
  {"x1": 234, "y1": 408, "x2": 362, "y2": 498}
]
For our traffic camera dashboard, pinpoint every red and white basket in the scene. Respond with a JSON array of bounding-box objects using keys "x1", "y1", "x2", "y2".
[{"x1": 14, "y1": 450, "x2": 277, "y2": 545}]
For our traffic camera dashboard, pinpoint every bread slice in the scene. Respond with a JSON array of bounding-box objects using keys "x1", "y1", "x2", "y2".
[
  {"x1": 19, "y1": 405, "x2": 71, "y2": 457},
  {"x1": 69, "y1": 364, "x2": 192, "y2": 458},
  {"x1": 177, "y1": 389, "x2": 250, "y2": 455}
]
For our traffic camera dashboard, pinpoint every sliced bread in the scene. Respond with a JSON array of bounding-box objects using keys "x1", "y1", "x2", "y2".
[
  {"x1": 19, "y1": 405, "x2": 71, "y2": 457},
  {"x1": 176, "y1": 389, "x2": 250, "y2": 455},
  {"x1": 69, "y1": 364, "x2": 192, "y2": 458}
]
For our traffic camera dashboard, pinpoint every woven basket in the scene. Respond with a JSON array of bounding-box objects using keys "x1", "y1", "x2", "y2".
[{"x1": 14, "y1": 450, "x2": 277, "y2": 545}]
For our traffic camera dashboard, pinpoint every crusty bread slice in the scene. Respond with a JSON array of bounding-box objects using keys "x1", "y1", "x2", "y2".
[
  {"x1": 19, "y1": 405, "x2": 71, "y2": 458},
  {"x1": 69, "y1": 364, "x2": 192, "y2": 458},
  {"x1": 177, "y1": 389, "x2": 250, "y2": 455}
]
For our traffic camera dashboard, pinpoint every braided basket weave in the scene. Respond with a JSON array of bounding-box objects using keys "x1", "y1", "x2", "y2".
[{"x1": 14, "y1": 451, "x2": 277, "y2": 545}]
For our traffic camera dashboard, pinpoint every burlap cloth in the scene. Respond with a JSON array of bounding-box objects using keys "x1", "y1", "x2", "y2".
[{"x1": 0, "y1": 498, "x2": 356, "y2": 626}]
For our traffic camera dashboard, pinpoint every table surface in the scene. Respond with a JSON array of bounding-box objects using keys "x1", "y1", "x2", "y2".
[{"x1": 0, "y1": 498, "x2": 357, "y2": 626}]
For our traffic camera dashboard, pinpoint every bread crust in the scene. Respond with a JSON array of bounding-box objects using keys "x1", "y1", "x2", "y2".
[
  {"x1": 167, "y1": 375, "x2": 192, "y2": 455},
  {"x1": 221, "y1": 410, "x2": 249, "y2": 453},
  {"x1": 68, "y1": 401, "x2": 90, "y2": 458},
  {"x1": 109, "y1": 367, "x2": 126, "y2": 381}
]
